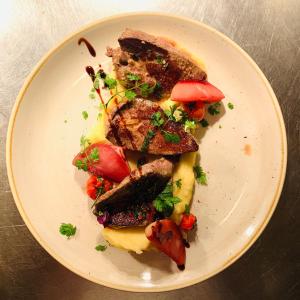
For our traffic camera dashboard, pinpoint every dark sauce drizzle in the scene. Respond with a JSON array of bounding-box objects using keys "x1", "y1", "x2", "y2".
[{"x1": 78, "y1": 38, "x2": 96, "y2": 57}]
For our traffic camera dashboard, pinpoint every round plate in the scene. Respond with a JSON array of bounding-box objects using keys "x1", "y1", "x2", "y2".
[{"x1": 6, "y1": 13, "x2": 287, "y2": 292}]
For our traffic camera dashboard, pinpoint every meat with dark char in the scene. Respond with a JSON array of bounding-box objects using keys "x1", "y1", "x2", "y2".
[
  {"x1": 106, "y1": 98, "x2": 198, "y2": 155},
  {"x1": 93, "y1": 158, "x2": 173, "y2": 227},
  {"x1": 106, "y1": 29, "x2": 207, "y2": 97}
]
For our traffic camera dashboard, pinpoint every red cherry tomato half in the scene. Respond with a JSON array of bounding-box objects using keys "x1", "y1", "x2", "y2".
[
  {"x1": 183, "y1": 101, "x2": 205, "y2": 120},
  {"x1": 73, "y1": 143, "x2": 130, "y2": 182},
  {"x1": 171, "y1": 80, "x2": 225, "y2": 103},
  {"x1": 180, "y1": 213, "x2": 197, "y2": 231}
]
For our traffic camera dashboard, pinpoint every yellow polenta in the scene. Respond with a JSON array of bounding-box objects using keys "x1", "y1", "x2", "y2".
[{"x1": 87, "y1": 97, "x2": 196, "y2": 253}]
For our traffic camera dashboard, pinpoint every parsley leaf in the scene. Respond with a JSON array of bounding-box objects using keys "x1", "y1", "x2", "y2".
[
  {"x1": 164, "y1": 105, "x2": 178, "y2": 121},
  {"x1": 82, "y1": 111, "x2": 88, "y2": 120},
  {"x1": 162, "y1": 131, "x2": 181, "y2": 144},
  {"x1": 140, "y1": 83, "x2": 151, "y2": 97},
  {"x1": 59, "y1": 223, "x2": 76, "y2": 239},
  {"x1": 89, "y1": 148, "x2": 99, "y2": 162},
  {"x1": 175, "y1": 179, "x2": 182, "y2": 189},
  {"x1": 127, "y1": 73, "x2": 140, "y2": 81},
  {"x1": 95, "y1": 244, "x2": 107, "y2": 251},
  {"x1": 193, "y1": 165, "x2": 207, "y2": 185},
  {"x1": 153, "y1": 183, "x2": 181, "y2": 217},
  {"x1": 75, "y1": 159, "x2": 88, "y2": 171},
  {"x1": 141, "y1": 130, "x2": 155, "y2": 152},
  {"x1": 104, "y1": 75, "x2": 117, "y2": 89},
  {"x1": 125, "y1": 90, "x2": 137, "y2": 101},
  {"x1": 184, "y1": 204, "x2": 190, "y2": 214},
  {"x1": 200, "y1": 119, "x2": 209, "y2": 127},
  {"x1": 151, "y1": 112, "x2": 165, "y2": 127},
  {"x1": 208, "y1": 103, "x2": 221, "y2": 115},
  {"x1": 184, "y1": 120, "x2": 196, "y2": 132},
  {"x1": 227, "y1": 102, "x2": 234, "y2": 110},
  {"x1": 80, "y1": 135, "x2": 90, "y2": 152}
]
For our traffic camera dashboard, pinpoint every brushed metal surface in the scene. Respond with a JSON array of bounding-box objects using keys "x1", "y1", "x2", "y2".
[{"x1": 1, "y1": 1, "x2": 299, "y2": 299}]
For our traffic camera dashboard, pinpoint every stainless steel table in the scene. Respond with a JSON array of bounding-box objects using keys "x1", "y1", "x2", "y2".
[{"x1": 1, "y1": 1, "x2": 299, "y2": 299}]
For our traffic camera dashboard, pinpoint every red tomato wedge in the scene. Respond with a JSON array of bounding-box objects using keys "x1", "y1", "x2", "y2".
[
  {"x1": 72, "y1": 143, "x2": 130, "y2": 183},
  {"x1": 145, "y1": 219, "x2": 186, "y2": 269},
  {"x1": 180, "y1": 213, "x2": 197, "y2": 231},
  {"x1": 171, "y1": 80, "x2": 225, "y2": 103}
]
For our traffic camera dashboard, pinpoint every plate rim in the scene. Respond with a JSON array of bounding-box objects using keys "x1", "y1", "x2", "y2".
[{"x1": 6, "y1": 11, "x2": 287, "y2": 292}]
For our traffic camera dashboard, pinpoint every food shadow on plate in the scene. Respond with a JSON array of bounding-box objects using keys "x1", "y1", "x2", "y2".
[
  {"x1": 129, "y1": 250, "x2": 174, "y2": 274},
  {"x1": 194, "y1": 101, "x2": 226, "y2": 142}
]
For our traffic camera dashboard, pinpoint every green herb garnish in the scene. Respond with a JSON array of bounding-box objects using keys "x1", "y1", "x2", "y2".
[
  {"x1": 184, "y1": 120, "x2": 196, "y2": 132},
  {"x1": 75, "y1": 159, "x2": 88, "y2": 171},
  {"x1": 200, "y1": 119, "x2": 209, "y2": 128},
  {"x1": 208, "y1": 103, "x2": 221, "y2": 115},
  {"x1": 153, "y1": 183, "x2": 181, "y2": 216},
  {"x1": 82, "y1": 111, "x2": 88, "y2": 120},
  {"x1": 162, "y1": 131, "x2": 180, "y2": 144},
  {"x1": 80, "y1": 135, "x2": 91, "y2": 152},
  {"x1": 193, "y1": 165, "x2": 207, "y2": 185},
  {"x1": 164, "y1": 105, "x2": 178, "y2": 121},
  {"x1": 184, "y1": 204, "x2": 190, "y2": 214},
  {"x1": 127, "y1": 73, "x2": 140, "y2": 81},
  {"x1": 141, "y1": 130, "x2": 155, "y2": 152},
  {"x1": 95, "y1": 244, "x2": 107, "y2": 251},
  {"x1": 89, "y1": 148, "x2": 99, "y2": 162},
  {"x1": 175, "y1": 179, "x2": 182, "y2": 189},
  {"x1": 124, "y1": 90, "x2": 137, "y2": 101},
  {"x1": 151, "y1": 111, "x2": 165, "y2": 127},
  {"x1": 227, "y1": 102, "x2": 234, "y2": 110},
  {"x1": 104, "y1": 75, "x2": 117, "y2": 89},
  {"x1": 59, "y1": 223, "x2": 76, "y2": 239}
]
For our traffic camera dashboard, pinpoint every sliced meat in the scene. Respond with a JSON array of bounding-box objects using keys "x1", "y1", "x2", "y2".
[
  {"x1": 106, "y1": 29, "x2": 207, "y2": 97},
  {"x1": 93, "y1": 158, "x2": 173, "y2": 226},
  {"x1": 106, "y1": 98, "x2": 198, "y2": 155}
]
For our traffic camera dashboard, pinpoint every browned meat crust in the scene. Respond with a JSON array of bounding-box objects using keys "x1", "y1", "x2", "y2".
[
  {"x1": 106, "y1": 98, "x2": 198, "y2": 155},
  {"x1": 106, "y1": 29, "x2": 207, "y2": 97}
]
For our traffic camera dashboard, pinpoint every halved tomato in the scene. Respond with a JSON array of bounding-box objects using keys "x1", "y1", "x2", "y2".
[
  {"x1": 72, "y1": 143, "x2": 130, "y2": 182},
  {"x1": 171, "y1": 80, "x2": 224, "y2": 103}
]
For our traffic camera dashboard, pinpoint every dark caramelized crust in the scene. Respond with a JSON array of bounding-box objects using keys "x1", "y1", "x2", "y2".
[{"x1": 106, "y1": 28, "x2": 207, "y2": 97}]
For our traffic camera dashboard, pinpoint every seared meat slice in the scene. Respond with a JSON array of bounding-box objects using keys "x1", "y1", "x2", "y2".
[
  {"x1": 106, "y1": 99, "x2": 198, "y2": 155},
  {"x1": 106, "y1": 29, "x2": 207, "y2": 97},
  {"x1": 93, "y1": 158, "x2": 173, "y2": 226}
]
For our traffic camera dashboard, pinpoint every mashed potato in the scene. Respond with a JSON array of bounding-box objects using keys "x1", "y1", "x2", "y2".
[{"x1": 87, "y1": 92, "x2": 196, "y2": 253}]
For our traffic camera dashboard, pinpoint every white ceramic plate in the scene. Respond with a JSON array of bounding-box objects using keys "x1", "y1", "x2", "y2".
[{"x1": 6, "y1": 13, "x2": 287, "y2": 292}]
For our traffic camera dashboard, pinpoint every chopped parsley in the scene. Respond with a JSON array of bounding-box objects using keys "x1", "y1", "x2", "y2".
[
  {"x1": 93, "y1": 73, "x2": 100, "y2": 89},
  {"x1": 184, "y1": 120, "x2": 196, "y2": 132},
  {"x1": 75, "y1": 159, "x2": 88, "y2": 171},
  {"x1": 184, "y1": 204, "x2": 190, "y2": 214},
  {"x1": 141, "y1": 130, "x2": 155, "y2": 152},
  {"x1": 164, "y1": 104, "x2": 178, "y2": 122},
  {"x1": 151, "y1": 111, "x2": 165, "y2": 127},
  {"x1": 104, "y1": 75, "x2": 117, "y2": 89},
  {"x1": 80, "y1": 135, "x2": 90, "y2": 152},
  {"x1": 208, "y1": 103, "x2": 221, "y2": 115},
  {"x1": 82, "y1": 111, "x2": 88, "y2": 120},
  {"x1": 126, "y1": 73, "x2": 140, "y2": 81},
  {"x1": 162, "y1": 131, "x2": 181, "y2": 144},
  {"x1": 125, "y1": 90, "x2": 137, "y2": 101},
  {"x1": 193, "y1": 165, "x2": 207, "y2": 185},
  {"x1": 153, "y1": 183, "x2": 181, "y2": 216},
  {"x1": 227, "y1": 102, "x2": 234, "y2": 110},
  {"x1": 175, "y1": 179, "x2": 182, "y2": 189},
  {"x1": 89, "y1": 148, "x2": 99, "y2": 162},
  {"x1": 59, "y1": 223, "x2": 76, "y2": 239},
  {"x1": 200, "y1": 119, "x2": 209, "y2": 128},
  {"x1": 95, "y1": 244, "x2": 107, "y2": 251}
]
